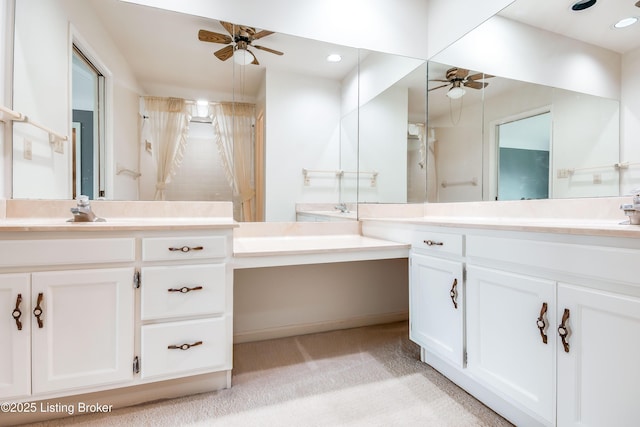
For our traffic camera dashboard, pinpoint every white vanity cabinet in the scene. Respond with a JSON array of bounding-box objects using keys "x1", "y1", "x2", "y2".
[
  {"x1": 0, "y1": 226, "x2": 234, "y2": 410},
  {"x1": 0, "y1": 237, "x2": 136, "y2": 400},
  {"x1": 379, "y1": 217, "x2": 640, "y2": 427},
  {"x1": 464, "y1": 233, "x2": 640, "y2": 426},
  {"x1": 466, "y1": 266, "x2": 556, "y2": 426},
  {"x1": 409, "y1": 230, "x2": 464, "y2": 368}
]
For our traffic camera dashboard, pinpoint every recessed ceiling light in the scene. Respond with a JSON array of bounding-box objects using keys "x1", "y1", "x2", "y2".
[
  {"x1": 571, "y1": 0, "x2": 597, "y2": 11},
  {"x1": 614, "y1": 16, "x2": 639, "y2": 28},
  {"x1": 326, "y1": 54, "x2": 342, "y2": 63}
]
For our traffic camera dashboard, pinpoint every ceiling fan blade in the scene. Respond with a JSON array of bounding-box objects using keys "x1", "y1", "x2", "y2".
[
  {"x1": 428, "y1": 79, "x2": 451, "y2": 83},
  {"x1": 446, "y1": 67, "x2": 469, "y2": 80},
  {"x1": 253, "y1": 30, "x2": 274, "y2": 40},
  {"x1": 214, "y1": 45, "x2": 234, "y2": 61},
  {"x1": 428, "y1": 83, "x2": 450, "y2": 92},
  {"x1": 467, "y1": 72, "x2": 494, "y2": 81},
  {"x1": 198, "y1": 29, "x2": 232, "y2": 45},
  {"x1": 219, "y1": 21, "x2": 236, "y2": 36},
  {"x1": 254, "y1": 45, "x2": 284, "y2": 56},
  {"x1": 464, "y1": 81, "x2": 489, "y2": 90}
]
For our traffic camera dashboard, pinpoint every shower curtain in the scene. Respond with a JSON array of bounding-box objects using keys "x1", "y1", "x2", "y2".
[
  {"x1": 211, "y1": 102, "x2": 256, "y2": 222},
  {"x1": 140, "y1": 97, "x2": 191, "y2": 200}
]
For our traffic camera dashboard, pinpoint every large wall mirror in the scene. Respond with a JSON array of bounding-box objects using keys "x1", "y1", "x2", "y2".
[
  {"x1": 426, "y1": 0, "x2": 640, "y2": 203},
  {"x1": 10, "y1": 0, "x2": 428, "y2": 222}
]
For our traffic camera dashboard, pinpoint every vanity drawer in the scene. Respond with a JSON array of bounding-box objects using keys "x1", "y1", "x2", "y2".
[
  {"x1": 141, "y1": 264, "x2": 226, "y2": 320},
  {"x1": 411, "y1": 230, "x2": 463, "y2": 257},
  {"x1": 466, "y1": 235, "x2": 640, "y2": 286},
  {"x1": 141, "y1": 317, "x2": 230, "y2": 379},
  {"x1": 0, "y1": 238, "x2": 135, "y2": 268},
  {"x1": 142, "y1": 235, "x2": 227, "y2": 261}
]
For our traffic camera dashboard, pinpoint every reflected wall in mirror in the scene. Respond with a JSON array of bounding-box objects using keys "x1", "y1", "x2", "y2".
[
  {"x1": 428, "y1": 61, "x2": 620, "y2": 202},
  {"x1": 357, "y1": 50, "x2": 428, "y2": 205},
  {"x1": 11, "y1": 0, "x2": 365, "y2": 222},
  {"x1": 426, "y1": 0, "x2": 640, "y2": 202}
]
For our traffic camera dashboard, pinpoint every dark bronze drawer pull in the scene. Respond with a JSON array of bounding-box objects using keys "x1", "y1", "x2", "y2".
[
  {"x1": 558, "y1": 308, "x2": 571, "y2": 353},
  {"x1": 168, "y1": 341, "x2": 203, "y2": 351},
  {"x1": 449, "y1": 278, "x2": 458, "y2": 309},
  {"x1": 168, "y1": 286, "x2": 203, "y2": 293},
  {"x1": 424, "y1": 240, "x2": 443, "y2": 246},
  {"x1": 168, "y1": 245, "x2": 204, "y2": 253},
  {"x1": 536, "y1": 302, "x2": 548, "y2": 344},
  {"x1": 13, "y1": 293, "x2": 23, "y2": 331},
  {"x1": 33, "y1": 292, "x2": 44, "y2": 328}
]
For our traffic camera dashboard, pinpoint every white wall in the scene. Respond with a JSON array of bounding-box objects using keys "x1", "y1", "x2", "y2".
[
  {"x1": 0, "y1": 0, "x2": 10, "y2": 199},
  {"x1": 358, "y1": 86, "x2": 409, "y2": 203},
  {"x1": 551, "y1": 90, "x2": 620, "y2": 199},
  {"x1": 427, "y1": 0, "x2": 513, "y2": 58},
  {"x1": 12, "y1": 0, "x2": 70, "y2": 198},
  {"x1": 265, "y1": 69, "x2": 342, "y2": 221},
  {"x1": 431, "y1": 103, "x2": 484, "y2": 203},
  {"x1": 434, "y1": 15, "x2": 621, "y2": 100},
  {"x1": 12, "y1": 0, "x2": 141, "y2": 199}
]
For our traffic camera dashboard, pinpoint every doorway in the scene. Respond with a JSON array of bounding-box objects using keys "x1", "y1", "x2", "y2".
[
  {"x1": 71, "y1": 45, "x2": 105, "y2": 199},
  {"x1": 496, "y1": 111, "x2": 551, "y2": 200}
]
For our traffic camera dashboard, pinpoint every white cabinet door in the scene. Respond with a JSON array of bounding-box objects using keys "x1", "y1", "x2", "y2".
[
  {"x1": 31, "y1": 268, "x2": 135, "y2": 394},
  {"x1": 557, "y1": 283, "x2": 640, "y2": 427},
  {"x1": 466, "y1": 266, "x2": 556, "y2": 426},
  {"x1": 410, "y1": 253, "x2": 464, "y2": 367},
  {"x1": 0, "y1": 274, "x2": 31, "y2": 399}
]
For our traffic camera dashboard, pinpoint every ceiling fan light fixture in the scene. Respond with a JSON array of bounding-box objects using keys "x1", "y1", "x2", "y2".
[
  {"x1": 447, "y1": 86, "x2": 466, "y2": 99},
  {"x1": 233, "y1": 48, "x2": 253, "y2": 65}
]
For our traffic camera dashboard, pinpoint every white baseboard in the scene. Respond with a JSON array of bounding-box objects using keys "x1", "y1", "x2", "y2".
[{"x1": 233, "y1": 311, "x2": 409, "y2": 343}]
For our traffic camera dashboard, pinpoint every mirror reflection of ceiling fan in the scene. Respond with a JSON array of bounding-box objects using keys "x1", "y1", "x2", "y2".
[
  {"x1": 429, "y1": 67, "x2": 493, "y2": 99},
  {"x1": 198, "y1": 21, "x2": 284, "y2": 65}
]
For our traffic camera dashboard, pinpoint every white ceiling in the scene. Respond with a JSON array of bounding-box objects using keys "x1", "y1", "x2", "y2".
[
  {"x1": 499, "y1": 0, "x2": 640, "y2": 54},
  {"x1": 89, "y1": 0, "x2": 360, "y2": 101}
]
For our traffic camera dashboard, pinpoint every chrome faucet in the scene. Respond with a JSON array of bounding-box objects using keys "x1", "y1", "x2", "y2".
[
  {"x1": 620, "y1": 189, "x2": 640, "y2": 225},
  {"x1": 334, "y1": 202, "x2": 349, "y2": 213},
  {"x1": 68, "y1": 195, "x2": 105, "y2": 222}
]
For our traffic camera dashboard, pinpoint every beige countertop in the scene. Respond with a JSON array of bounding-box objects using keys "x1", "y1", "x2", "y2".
[
  {"x1": 0, "y1": 216, "x2": 238, "y2": 232},
  {"x1": 0, "y1": 200, "x2": 238, "y2": 232},
  {"x1": 361, "y1": 216, "x2": 640, "y2": 238},
  {"x1": 234, "y1": 234, "x2": 409, "y2": 257}
]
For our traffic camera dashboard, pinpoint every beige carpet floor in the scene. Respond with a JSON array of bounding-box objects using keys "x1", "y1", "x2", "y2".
[{"x1": 26, "y1": 322, "x2": 512, "y2": 426}]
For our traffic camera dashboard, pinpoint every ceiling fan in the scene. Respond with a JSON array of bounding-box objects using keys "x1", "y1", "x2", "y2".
[
  {"x1": 198, "y1": 21, "x2": 283, "y2": 65},
  {"x1": 429, "y1": 67, "x2": 493, "y2": 99}
]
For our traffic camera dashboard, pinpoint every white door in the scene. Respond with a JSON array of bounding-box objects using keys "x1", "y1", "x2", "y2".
[
  {"x1": 557, "y1": 283, "x2": 640, "y2": 427},
  {"x1": 0, "y1": 274, "x2": 31, "y2": 399},
  {"x1": 466, "y1": 266, "x2": 556, "y2": 426},
  {"x1": 409, "y1": 253, "x2": 464, "y2": 367},
  {"x1": 31, "y1": 268, "x2": 135, "y2": 394}
]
